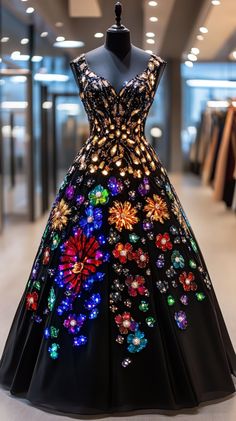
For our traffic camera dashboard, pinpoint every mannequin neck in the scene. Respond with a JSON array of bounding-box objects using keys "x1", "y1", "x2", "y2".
[{"x1": 105, "y1": 30, "x2": 131, "y2": 58}]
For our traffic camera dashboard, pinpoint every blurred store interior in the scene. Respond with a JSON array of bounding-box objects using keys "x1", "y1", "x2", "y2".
[{"x1": 0, "y1": 0, "x2": 236, "y2": 232}]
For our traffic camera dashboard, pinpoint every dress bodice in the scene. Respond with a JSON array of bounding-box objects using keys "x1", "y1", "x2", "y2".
[{"x1": 70, "y1": 53, "x2": 166, "y2": 178}]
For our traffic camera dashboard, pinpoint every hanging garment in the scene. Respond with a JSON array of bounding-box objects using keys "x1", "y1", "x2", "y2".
[{"x1": 0, "y1": 53, "x2": 235, "y2": 415}]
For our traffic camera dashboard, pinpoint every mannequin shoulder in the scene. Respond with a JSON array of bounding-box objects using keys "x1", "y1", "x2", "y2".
[
  {"x1": 70, "y1": 53, "x2": 85, "y2": 67},
  {"x1": 152, "y1": 53, "x2": 167, "y2": 67}
]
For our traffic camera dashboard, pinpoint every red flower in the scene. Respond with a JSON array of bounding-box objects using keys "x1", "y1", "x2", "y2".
[
  {"x1": 133, "y1": 248, "x2": 149, "y2": 268},
  {"x1": 112, "y1": 242, "x2": 133, "y2": 264},
  {"x1": 155, "y1": 233, "x2": 173, "y2": 251},
  {"x1": 26, "y1": 292, "x2": 38, "y2": 310},
  {"x1": 42, "y1": 247, "x2": 51, "y2": 265},
  {"x1": 179, "y1": 271, "x2": 197, "y2": 292},
  {"x1": 125, "y1": 275, "x2": 147, "y2": 297},
  {"x1": 59, "y1": 228, "x2": 103, "y2": 294},
  {"x1": 115, "y1": 312, "x2": 137, "y2": 334}
]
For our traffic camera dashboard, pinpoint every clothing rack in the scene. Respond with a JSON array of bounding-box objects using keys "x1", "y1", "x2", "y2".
[{"x1": 189, "y1": 100, "x2": 236, "y2": 211}]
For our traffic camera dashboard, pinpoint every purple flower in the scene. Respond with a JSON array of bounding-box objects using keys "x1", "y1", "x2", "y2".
[
  {"x1": 174, "y1": 311, "x2": 188, "y2": 330},
  {"x1": 138, "y1": 177, "x2": 150, "y2": 196},
  {"x1": 107, "y1": 177, "x2": 124, "y2": 196},
  {"x1": 63, "y1": 313, "x2": 86, "y2": 334},
  {"x1": 76, "y1": 195, "x2": 85, "y2": 206},
  {"x1": 65, "y1": 185, "x2": 75, "y2": 200}
]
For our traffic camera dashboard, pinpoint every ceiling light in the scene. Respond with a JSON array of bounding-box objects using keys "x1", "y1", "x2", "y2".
[
  {"x1": 146, "y1": 32, "x2": 155, "y2": 37},
  {"x1": 145, "y1": 49, "x2": 153, "y2": 54},
  {"x1": 187, "y1": 79, "x2": 236, "y2": 88},
  {"x1": 148, "y1": 1, "x2": 158, "y2": 6},
  {"x1": 11, "y1": 52, "x2": 30, "y2": 61},
  {"x1": 185, "y1": 60, "x2": 193, "y2": 68},
  {"x1": 150, "y1": 127, "x2": 162, "y2": 138},
  {"x1": 146, "y1": 38, "x2": 155, "y2": 44},
  {"x1": 34, "y1": 73, "x2": 69, "y2": 82},
  {"x1": 21, "y1": 0, "x2": 29, "y2": 2},
  {"x1": 1, "y1": 37, "x2": 9, "y2": 42},
  {"x1": 197, "y1": 35, "x2": 204, "y2": 41},
  {"x1": 20, "y1": 38, "x2": 29, "y2": 45},
  {"x1": 55, "y1": 22, "x2": 64, "y2": 27},
  {"x1": 199, "y1": 26, "x2": 208, "y2": 33},
  {"x1": 187, "y1": 53, "x2": 197, "y2": 61},
  {"x1": 57, "y1": 103, "x2": 80, "y2": 112},
  {"x1": 211, "y1": 0, "x2": 221, "y2": 5},
  {"x1": 207, "y1": 100, "x2": 228, "y2": 108},
  {"x1": 94, "y1": 32, "x2": 104, "y2": 38},
  {"x1": 149, "y1": 16, "x2": 158, "y2": 22},
  {"x1": 56, "y1": 36, "x2": 65, "y2": 42},
  {"x1": 40, "y1": 32, "x2": 48, "y2": 37},
  {"x1": 10, "y1": 75, "x2": 27, "y2": 83},
  {"x1": 53, "y1": 40, "x2": 85, "y2": 48},
  {"x1": 191, "y1": 47, "x2": 200, "y2": 55},
  {"x1": 32, "y1": 55, "x2": 43, "y2": 62},
  {"x1": 229, "y1": 51, "x2": 236, "y2": 60},
  {"x1": 26, "y1": 7, "x2": 34, "y2": 13},
  {"x1": 1, "y1": 101, "x2": 28, "y2": 109},
  {"x1": 42, "y1": 101, "x2": 52, "y2": 109}
]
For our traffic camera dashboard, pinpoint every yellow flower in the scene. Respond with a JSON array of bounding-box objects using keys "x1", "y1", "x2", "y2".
[
  {"x1": 144, "y1": 194, "x2": 169, "y2": 223},
  {"x1": 51, "y1": 199, "x2": 71, "y2": 231},
  {"x1": 108, "y1": 201, "x2": 139, "y2": 232}
]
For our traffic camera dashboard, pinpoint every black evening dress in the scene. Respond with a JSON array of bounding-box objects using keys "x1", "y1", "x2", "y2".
[{"x1": 0, "y1": 53, "x2": 235, "y2": 415}]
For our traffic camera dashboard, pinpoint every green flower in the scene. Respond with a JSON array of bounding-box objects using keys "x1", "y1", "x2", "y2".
[
  {"x1": 88, "y1": 185, "x2": 109, "y2": 206},
  {"x1": 171, "y1": 250, "x2": 185, "y2": 269},
  {"x1": 51, "y1": 233, "x2": 60, "y2": 250}
]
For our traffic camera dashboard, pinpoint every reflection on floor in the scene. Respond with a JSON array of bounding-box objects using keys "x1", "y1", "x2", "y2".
[{"x1": 0, "y1": 173, "x2": 235, "y2": 421}]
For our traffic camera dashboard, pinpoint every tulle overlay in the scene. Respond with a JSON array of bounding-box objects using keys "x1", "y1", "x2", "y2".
[{"x1": 0, "y1": 52, "x2": 235, "y2": 415}]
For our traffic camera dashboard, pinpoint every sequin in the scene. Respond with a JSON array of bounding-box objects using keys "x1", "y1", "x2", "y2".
[
  {"x1": 122, "y1": 357, "x2": 132, "y2": 367},
  {"x1": 127, "y1": 330, "x2": 147, "y2": 353},
  {"x1": 196, "y1": 292, "x2": 206, "y2": 301},
  {"x1": 174, "y1": 311, "x2": 188, "y2": 330},
  {"x1": 167, "y1": 295, "x2": 175, "y2": 306},
  {"x1": 180, "y1": 295, "x2": 189, "y2": 306},
  {"x1": 129, "y1": 233, "x2": 140, "y2": 243},
  {"x1": 108, "y1": 201, "x2": 139, "y2": 232},
  {"x1": 146, "y1": 316, "x2": 156, "y2": 327},
  {"x1": 48, "y1": 287, "x2": 56, "y2": 311},
  {"x1": 156, "y1": 254, "x2": 165, "y2": 268},
  {"x1": 48, "y1": 343, "x2": 60, "y2": 359},
  {"x1": 73, "y1": 335, "x2": 87, "y2": 347},
  {"x1": 139, "y1": 301, "x2": 149, "y2": 312},
  {"x1": 88, "y1": 185, "x2": 109, "y2": 205}
]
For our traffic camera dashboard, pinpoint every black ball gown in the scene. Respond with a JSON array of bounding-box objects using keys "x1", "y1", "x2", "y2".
[{"x1": 0, "y1": 53, "x2": 235, "y2": 415}]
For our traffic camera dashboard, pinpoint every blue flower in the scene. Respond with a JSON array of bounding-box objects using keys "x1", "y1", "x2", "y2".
[
  {"x1": 79, "y1": 205, "x2": 103, "y2": 236},
  {"x1": 171, "y1": 250, "x2": 185, "y2": 269},
  {"x1": 107, "y1": 177, "x2": 123, "y2": 196},
  {"x1": 127, "y1": 330, "x2": 147, "y2": 353}
]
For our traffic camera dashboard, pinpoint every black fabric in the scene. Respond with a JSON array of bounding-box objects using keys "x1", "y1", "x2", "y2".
[{"x1": 0, "y1": 53, "x2": 235, "y2": 415}]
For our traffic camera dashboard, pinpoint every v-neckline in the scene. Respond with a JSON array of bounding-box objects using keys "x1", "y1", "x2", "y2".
[{"x1": 81, "y1": 53, "x2": 156, "y2": 97}]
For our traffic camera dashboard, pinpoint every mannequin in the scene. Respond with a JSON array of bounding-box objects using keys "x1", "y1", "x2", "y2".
[{"x1": 71, "y1": 2, "x2": 166, "y2": 94}]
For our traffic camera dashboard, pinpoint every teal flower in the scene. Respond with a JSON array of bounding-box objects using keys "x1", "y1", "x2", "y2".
[
  {"x1": 171, "y1": 250, "x2": 185, "y2": 269},
  {"x1": 127, "y1": 330, "x2": 147, "y2": 353},
  {"x1": 88, "y1": 185, "x2": 109, "y2": 206}
]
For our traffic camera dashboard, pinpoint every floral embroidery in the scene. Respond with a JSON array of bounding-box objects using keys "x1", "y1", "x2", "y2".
[
  {"x1": 79, "y1": 205, "x2": 103, "y2": 236},
  {"x1": 59, "y1": 228, "x2": 103, "y2": 293},
  {"x1": 125, "y1": 275, "x2": 147, "y2": 297},
  {"x1": 115, "y1": 312, "x2": 138, "y2": 334},
  {"x1": 42, "y1": 247, "x2": 50, "y2": 265},
  {"x1": 179, "y1": 271, "x2": 197, "y2": 291},
  {"x1": 51, "y1": 234, "x2": 60, "y2": 250},
  {"x1": 107, "y1": 177, "x2": 124, "y2": 196},
  {"x1": 127, "y1": 330, "x2": 148, "y2": 353},
  {"x1": 51, "y1": 199, "x2": 71, "y2": 231},
  {"x1": 133, "y1": 248, "x2": 149, "y2": 268},
  {"x1": 88, "y1": 185, "x2": 109, "y2": 206},
  {"x1": 63, "y1": 314, "x2": 86, "y2": 334},
  {"x1": 138, "y1": 177, "x2": 150, "y2": 196},
  {"x1": 144, "y1": 194, "x2": 170, "y2": 222},
  {"x1": 26, "y1": 292, "x2": 38, "y2": 310},
  {"x1": 155, "y1": 233, "x2": 173, "y2": 251},
  {"x1": 112, "y1": 243, "x2": 133, "y2": 263},
  {"x1": 174, "y1": 311, "x2": 188, "y2": 330},
  {"x1": 171, "y1": 250, "x2": 185, "y2": 268},
  {"x1": 108, "y1": 201, "x2": 139, "y2": 231}
]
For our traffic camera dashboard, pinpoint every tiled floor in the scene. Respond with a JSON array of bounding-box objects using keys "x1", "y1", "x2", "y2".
[{"x1": 0, "y1": 173, "x2": 235, "y2": 421}]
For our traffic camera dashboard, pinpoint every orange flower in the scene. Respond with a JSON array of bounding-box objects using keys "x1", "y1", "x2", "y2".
[
  {"x1": 144, "y1": 194, "x2": 169, "y2": 223},
  {"x1": 51, "y1": 199, "x2": 71, "y2": 231},
  {"x1": 108, "y1": 201, "x2": 139, "y2": 232}
]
